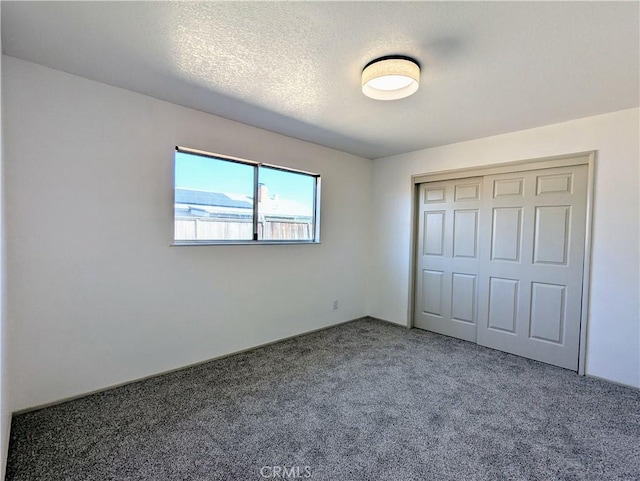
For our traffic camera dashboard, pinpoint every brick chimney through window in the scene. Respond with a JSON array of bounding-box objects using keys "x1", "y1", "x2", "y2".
[{"x1": 258, "y1": 183, "x2": 268, "y2": 203}]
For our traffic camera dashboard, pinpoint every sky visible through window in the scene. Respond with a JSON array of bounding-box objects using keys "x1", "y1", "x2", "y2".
[{"x1": 175, "y1": 152, "x2": 314, "y2": 204}]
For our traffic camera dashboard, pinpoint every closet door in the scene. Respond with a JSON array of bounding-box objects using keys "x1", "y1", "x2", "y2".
[
  {"x1": 476, "y1": 165, "x2": 588, "y2": 370},
  {"x1": 414, "y1": 178, "x2": 482, "y2": 342}
]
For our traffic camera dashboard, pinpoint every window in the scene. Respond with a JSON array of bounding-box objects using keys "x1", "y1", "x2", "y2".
[{"x1": 174, "y1": 147, "x2": 320, "y2": 244}]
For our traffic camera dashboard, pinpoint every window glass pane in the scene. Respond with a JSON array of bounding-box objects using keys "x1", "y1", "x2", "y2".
[
  {"x1": 174, "y1": 152, "x2": 255, "y2": 241},
  {"x1": 257, "y1": 166, "x2": 316, "y2": 241}
]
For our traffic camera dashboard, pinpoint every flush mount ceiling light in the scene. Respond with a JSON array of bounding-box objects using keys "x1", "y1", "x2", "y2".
[{"x1": 361, "y1": 55, "x2": 420, "y2": 100}]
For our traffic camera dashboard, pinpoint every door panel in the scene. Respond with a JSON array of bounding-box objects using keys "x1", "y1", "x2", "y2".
[
  {"x1": 487, "y1": 277, "x2": 519, "y2": 333},
  {"x1": 422, "y1": 270, "x2": 444, "y2": 316},
  {"x1": 415, "y1": 163, "x2": 588, "y2": 371},
  {"x1": 533, "y1": 206, "x2": 570, "y2": 264},
  {"x1": 414, "y1": 178, "x2": 482, "y2": 342},
  {"x1": 453, "y1": 210, "x2": 479, "y2": 258},
  {"x1": 455, "y1": 182, "x2": 480, "y2": 201},
  {"x1": 451, "y1": 273, "x2": 476, "y2": 323},
  {"x1": 424, "y1": 211, "x2": 445, "y2": 256},
  {"x1": 536, "y1": 173, "x2": 573, "y2": 195},
  {"x1": 493, "y1": 177, "x2": 524, "y2": 197},
  {"x1": 529, "y1": 282, "x2": 565, "y2": 343},
  {"x1": 477, "y1": 165, "x2": 588, "y2": 370},
  {"x1": 491, "y1": 208, "x2": 523, "y2": 262}
]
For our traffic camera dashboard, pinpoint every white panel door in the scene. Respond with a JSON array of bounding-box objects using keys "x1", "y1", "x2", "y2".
[
  {"x1": 477, "y1": 165, "x2": 588, "y2": 370},
  {"x1": 414, "y1": 178, "x2": 482, "y2": 342}
]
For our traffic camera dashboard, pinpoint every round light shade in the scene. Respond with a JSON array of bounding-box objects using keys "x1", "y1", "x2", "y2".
[{"x1": 362, "y1": 56, "x2": 420, "y2": 100}]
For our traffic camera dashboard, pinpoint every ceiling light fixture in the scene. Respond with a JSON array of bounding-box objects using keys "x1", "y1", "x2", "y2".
[{"x1": 361, "y1": 55, "x2": 420, "y2": 100}]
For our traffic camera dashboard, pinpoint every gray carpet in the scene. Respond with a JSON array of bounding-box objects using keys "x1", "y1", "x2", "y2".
[{"x1": 6, "y1": 318, "x2": 640, "y2": 480}]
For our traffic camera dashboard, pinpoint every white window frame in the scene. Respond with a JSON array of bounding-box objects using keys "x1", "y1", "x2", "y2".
[{"x1": 173, "y1": 146, "x2": 321, "y2": 245}]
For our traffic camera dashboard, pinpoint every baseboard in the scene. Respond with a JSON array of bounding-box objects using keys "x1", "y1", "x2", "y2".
[
  {"x1": 20, "y1": 316, "x2": 634, "y2": 416},
  {"x1": 1, "y1": 411, "x2": 9, "y2": 481},
  {"x1": 371, "y1": 318, "x2": 639, "y2": 391},
  {"x1": 586, "y1": 374, "x2": 640, "y2": 391},
  {"x1": 367, "y1": 315, "x2": 411, "y2": 328},
  {"x1": 13, "y1": 316, "x2": 370, "y2": 416}
]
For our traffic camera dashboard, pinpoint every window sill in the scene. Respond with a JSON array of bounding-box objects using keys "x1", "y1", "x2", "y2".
[{"x1": 171, "y1": 240, "x2": 321, "y2": 246}]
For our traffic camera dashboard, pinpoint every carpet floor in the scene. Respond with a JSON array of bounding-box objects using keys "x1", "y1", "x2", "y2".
[{"x1": 6, "y1": 318, "x2": 640, "y2": 480}]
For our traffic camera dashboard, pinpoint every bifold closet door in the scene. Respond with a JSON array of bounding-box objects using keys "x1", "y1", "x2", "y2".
[
  {"x1": 476, "y1": 165, "x2": 588, "y2": 370},
  {"x1": 414, "y1": 178, "x2": 482, "y2": 342}
]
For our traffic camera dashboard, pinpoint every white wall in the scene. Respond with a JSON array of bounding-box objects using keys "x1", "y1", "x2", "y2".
[
  {"x1": 3, "y1": 53, "x2": 638, "y2": 419},
  {"x1": 0, "y1": 4, "x2": 10, "y2": 478},
  {"x1": 3, "y1": 56, "x2": 372, "y2": 412},
  {"x1": 369, "y1": 108, "x2": 640, "y2": 388}
]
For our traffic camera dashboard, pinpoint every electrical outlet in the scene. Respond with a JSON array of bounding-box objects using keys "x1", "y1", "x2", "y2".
[{"x1": 333, "y1": 300, "x2": 339, "y2": 310}]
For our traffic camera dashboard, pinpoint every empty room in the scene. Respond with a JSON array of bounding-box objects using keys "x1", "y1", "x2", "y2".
[{"x1": 0, "y1": 2, "x2": 639, "y2": 480}]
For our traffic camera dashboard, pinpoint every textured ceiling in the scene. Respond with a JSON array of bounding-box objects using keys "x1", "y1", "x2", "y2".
[{"x1": 2, "y1": 1, "x2": 639, "y2": 159}]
